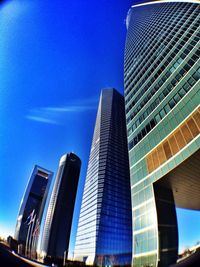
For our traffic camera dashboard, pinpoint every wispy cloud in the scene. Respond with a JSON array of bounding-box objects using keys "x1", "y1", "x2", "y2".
[
  {"x1": 26, "y1": 115, "x2": 58, "y2": 125},
  {"x1": 25, "y1": 96, "x2": 98, "y2": 125},
  {"x1": 43, "y1": 105, "x2": 96, "y2": 113}
]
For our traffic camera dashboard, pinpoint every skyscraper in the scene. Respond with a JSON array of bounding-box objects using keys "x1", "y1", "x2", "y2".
[
  {"x1": 15, "y1": 166, "x2": 53, "y2": 253},
  {"x1": 41, "y1": 153, "x2": 81, "y2": 265},
  {"x1": 124, "y1": 1, "x2": 200, "y2": 266},
  {"x1": 74, "y1": 89, "x2": 132, "y2": 266}
]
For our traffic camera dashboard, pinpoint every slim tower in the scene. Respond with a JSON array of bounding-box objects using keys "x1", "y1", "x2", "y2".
[
  {"x1": 74, "y1": 89, "x2": 132, "y2": 266},
  {"x1": 124, "y1": 1, "x2": 200, "y2": 266},
  {"x1": 15, "y1": 166, "x2": 53, "y2": 255},
  {"x1": 41, "y1": 153, "x2": 81, "y2": 265}
]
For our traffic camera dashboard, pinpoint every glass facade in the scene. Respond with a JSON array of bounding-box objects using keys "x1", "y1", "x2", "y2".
[
  {"x1": 74, "y1": 89, "x2": 132, "y2": 266},
  {"x1": 15, "y1": 166, "x2": 53, "y2": 254},
  {"x1": 41, "y1": 153, "x2": 81, "y2": 265},
  {"x1": 124, "y1": 1, "x2": 200, "y2": 267}
]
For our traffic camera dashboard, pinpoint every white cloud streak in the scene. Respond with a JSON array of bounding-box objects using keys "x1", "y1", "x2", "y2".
[
  {"x1": 25, "y1": 96, "x2": 98, "y2": 125},
  {"x1": 26, "y1": 115, "x2": 58, "y2": 125},
  {"x1": 43, "y1": 105, "x2": 96, "y2": 113}
]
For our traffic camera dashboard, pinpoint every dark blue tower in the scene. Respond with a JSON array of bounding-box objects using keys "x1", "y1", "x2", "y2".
[{"x1": 74, "y1": 89, "x2": 132, "y2": 266}]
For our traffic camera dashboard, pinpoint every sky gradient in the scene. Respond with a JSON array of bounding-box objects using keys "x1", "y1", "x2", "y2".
[{"x1": 0, "y1": 0, "x2": 199, "y2": 256}]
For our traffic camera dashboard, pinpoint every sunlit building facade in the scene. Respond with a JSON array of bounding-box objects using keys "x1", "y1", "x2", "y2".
[
  {"x1": 41, "y1": 153, "x2": 81, "y2": 265},
  {"x1": 74, "y1": 89, "x2": 132, "y2": 266},
  {"x1": 15, "y1": 166, "x2": 53, "y2": 246},
  {"x1": 124, "y1": 1, "x2": 200, "y2": 266}
]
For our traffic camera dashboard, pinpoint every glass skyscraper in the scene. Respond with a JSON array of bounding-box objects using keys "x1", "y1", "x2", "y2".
[
  {"x1": 41, "y1": 153, "x2": 81, "y2": 265},
  {"x1": 15, "y1": 166, "x2": 53, "y2": 251},
  {"x1": 74, "y1": 89, "x2": 132, "y2": 266},
  {"x1": 124, "y1": 1, "x2": 200, "y2": 267}
]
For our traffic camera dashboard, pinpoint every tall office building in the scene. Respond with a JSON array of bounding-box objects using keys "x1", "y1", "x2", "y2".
[
  {"x1": 74, "y1": 89, "x2": 132, "y2": 266},
  {"x1": 15, "y1": 166, "x2": 53, "y2": 250},
  {"x1": 41, "y1": 153, "x2": 81, "y2": 265},
  {"x1": 124, "y1": 1, "x2": 200, "y2": 266}
]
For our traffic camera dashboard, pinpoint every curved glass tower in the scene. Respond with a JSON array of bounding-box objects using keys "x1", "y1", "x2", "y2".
[
  {"x1": 124, "y1": 1, "x2": 200, "y2": 266},
  {"x1": 74, "y1": 89, "x2": 132, "y2": 266},
  {"x1": 41, "y1": 153, "x2": 81, "y2": 265}
]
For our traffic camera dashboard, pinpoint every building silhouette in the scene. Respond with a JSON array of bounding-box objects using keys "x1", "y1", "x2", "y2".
[
  {"x1": 15, "y1": 165, "x2": 53, "y2": 256},
  {"x1": 41, "y1": 153, "x2": 81, "y2": 265},
  {"x1": 124, "y1": 1, "x2": 200, "y2": 267},
  {"x1": 74, "y1": 89, "x2": 132, "y2": 266}
]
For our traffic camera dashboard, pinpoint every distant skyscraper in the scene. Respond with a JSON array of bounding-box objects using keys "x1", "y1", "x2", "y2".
[
  {"x1": 124, "y1": 1, "x2": 200, "y2": 267},
  {"x1": 15, "y1": 166, "x2": 53, "y2": 248},
  {"x1": 74, "y1": 89, "x2": 132, "y2": 266},
  {"x1": 41, "y1": 153, "x2": 81, "y2": 265}
]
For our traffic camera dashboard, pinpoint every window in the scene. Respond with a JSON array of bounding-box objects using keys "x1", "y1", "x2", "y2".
[
  {"x1": 181, "y1": 124, "x2": 193, "y2": 143},
  {"x1": 173, "y1": 94, "x2": 181, "y2": 103},
  {"x1": 155, "y1": 114, "x2": 161, "y2": 123},
  {"x1": 160, "y1": 109, "x2": 166, "y2": 119},
  {"x1": 178, "y1": 88, "x2": 185, "y2": 97},
  {"x1": 192, "y1": 71, "x2": 200, "y2": 81},
  {"x1": 174, "y1": 130, "x2": 186, "y2": 149},
  {"x1": 188, "y1": 77, "x2": 195, "y2": 86},
  {"x1": 164, "y1": 104, "x2": 171, "y2": 113},
  {"x1": 187, "y1": 118, "x2": 199, "y2": 137},
  {"x1": 163, "y1": 141, "x2": 172, "y2": 159},
  {"x1": 183, "y1": 82, "x2": 190, "y2": 92},
  {"x1": 169, "y1": 99, "x2": 176, "y2": 109}
]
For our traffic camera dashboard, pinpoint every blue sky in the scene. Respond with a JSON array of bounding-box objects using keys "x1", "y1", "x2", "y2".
[{"x1": 0, "y1": 0, "x2": 199, "y2": 256}]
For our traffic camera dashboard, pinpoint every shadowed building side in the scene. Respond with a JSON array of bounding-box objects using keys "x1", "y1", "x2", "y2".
[{"x1": 41, "y1": 153, "x2": 81, "y2": 265}]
